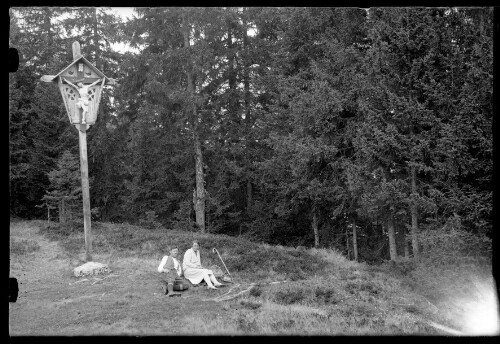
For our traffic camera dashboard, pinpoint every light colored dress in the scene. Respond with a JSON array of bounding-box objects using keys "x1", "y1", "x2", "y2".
[{"x1": 182, "y1": 248, "x2": 213, "y2": 285}]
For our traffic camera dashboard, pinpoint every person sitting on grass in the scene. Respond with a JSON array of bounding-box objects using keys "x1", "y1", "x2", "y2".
[
  {"x1": 183, "y1": 240, "x2": 222, "y2": 290},
  {"x1": 158, "y1": 247, "x2": 182, "y2": 297}
]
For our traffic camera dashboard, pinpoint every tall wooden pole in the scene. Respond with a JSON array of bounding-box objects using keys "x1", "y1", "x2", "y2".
[
  {"x1": 73, "y1": 42, "x2": 92, "y2": 262},
  {"x1": 352, "y1": 218, "x2": 358, "y2": 262}
]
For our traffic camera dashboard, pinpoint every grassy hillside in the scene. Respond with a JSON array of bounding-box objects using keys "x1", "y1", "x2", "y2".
[
  {"x1": 9, "y1": 220, "x2": 496, "y2": 335},
  {"x1": 39, "y1": 221, "x2": 340, "y2": 281}
]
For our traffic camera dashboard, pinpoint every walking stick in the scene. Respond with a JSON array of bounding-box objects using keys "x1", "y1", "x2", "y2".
[{"x1": 212, "y1": 248, "x2": 232, "y2": 280}]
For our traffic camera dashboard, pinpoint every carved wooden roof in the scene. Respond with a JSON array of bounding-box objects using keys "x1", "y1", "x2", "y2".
[{"x1": 43, "y1": 55, "x2": 108, "y2": 83}]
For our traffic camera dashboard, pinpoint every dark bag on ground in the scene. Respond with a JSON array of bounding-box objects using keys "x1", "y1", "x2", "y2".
[{"x1": 173, "y1": 277, "x2": 190, "y2": 291}]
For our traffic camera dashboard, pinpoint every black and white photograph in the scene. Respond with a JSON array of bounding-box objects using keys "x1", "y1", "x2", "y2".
[{"x1": 9, "y1": 6, "x2": 497, "y2": 335}]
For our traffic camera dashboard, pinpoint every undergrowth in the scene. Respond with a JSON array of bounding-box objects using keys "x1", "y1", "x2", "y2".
[
  {"x1": 38, "y1": 221, "x2": 331, "y2": 280},
  {"x1": 33, "y1": 220, "x2": 496, "y2": 335},
  {"x1": 10, "y1": 238, "x2": 40, "y2": 255}
]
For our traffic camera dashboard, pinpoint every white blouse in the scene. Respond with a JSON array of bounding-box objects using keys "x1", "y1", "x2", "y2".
[{"x1": 183, "y1": 248, "x2": 202, "y2": 270}]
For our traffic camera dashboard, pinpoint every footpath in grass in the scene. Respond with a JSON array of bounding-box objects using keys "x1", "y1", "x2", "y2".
[{"x1": 10, "y1": 219, "x2": 490, "y2": 335}]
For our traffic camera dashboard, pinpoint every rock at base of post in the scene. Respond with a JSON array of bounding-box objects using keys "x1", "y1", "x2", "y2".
[{"x1": 73, "y1": 262, "x2": 111, "y2": 278}]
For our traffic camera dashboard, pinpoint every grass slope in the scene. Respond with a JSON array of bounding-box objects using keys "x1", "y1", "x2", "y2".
[{"x1": 10, "y1": 220, "x2": 491, "y2": 335}]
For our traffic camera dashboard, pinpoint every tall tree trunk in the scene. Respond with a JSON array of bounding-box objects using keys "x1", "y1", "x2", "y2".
[
  {"x1": 242, "y1": 7, "x2": 251, "y2": 122},
  {"x1": 397, "y1": 221, "x2": 409, "y2": 258},
  {"x1": 59, "y1": 198, "x2": 65, "y2": 224},
  {"x1": 246, "y1": 179, "x2": 252, "y2": 210},
  {"x1": 227, "y1": 22, "x2": 238, "y2": 119},
  {"x1": 410, "y1": 165, "x2": 419, "y2": 258},
  {"x1": 92, "y1": 8, "x2": 100, "y2": 69},
  {"x1": 346, "y1": 226, "x2": 351, "y2": 260},
  {"x1": 183, "y1": 11, "x2": 206, "y2": 233},
  {"x1": 43, "y1": 8, "x2": 54, "y2": 70},
  {"x1": 352, "y1": 217, "x2": 358, "y2": 262},
  {"x1": 242, "y1": 8, "x2": 253, "y2": 211},
  {"x1": 387, "y1": 213, "x2": 398, "y2": 261},
  {"x1": 46, "y1": 202, "x2": 50, "y2": 225},
  {"x1": 405, "y1": 11, "x2": 420, "y2": 258},
  {"x1": 43, "y1": 8, "x2": 53, "y2": 46},
  {"x1": 404, "y1": 228, "x2": 410, "y2": 258},
  {"x1": 312, "y1": 205, "x2": 319, "y2": 248},
  {"x1": 193, "y1": 134, "x2": 206, "y2": 232}
]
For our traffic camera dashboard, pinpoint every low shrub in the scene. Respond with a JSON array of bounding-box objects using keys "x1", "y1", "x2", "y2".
[
  {"x1": 270, "y1": 319, "x2": 296, "y2": 331},
  {"x1": 39, "y1": 222, "x2": 81, "y2": 240},
  {"x1": 359, "y1": 282, "x2": 379, "y2": 295},
  {"x1": 37, "y1": 221, "x2": 336, "y2": 280},
  {"x1": 10, "y1": 239, "x2": 40, "y2": 255},
  {"x1": 249, "y1": 286, "x2": 263, "y2": 297},
  {"x1": 239, "y1": 299, "x2": 262, "y2": 310},
  {"x1": 59, "y1": 236, "x2": 84, "y2": 255},
  {"x1": 139, "y1": 211, "x2": 163, "y2": 230},
  {"x1": 274, "y1": 287, "x2": 307, "y2": 305},
  {"x1": 288, "y1": 271, "x2": 307, "y2": 281},
  {"x1": 236, "y1": 314, "x2": 259, "y2": 333},
  {"x1": 345, "y1": 282, "x2": 358, "y2": 295},
  {"x1": 314, "y1": 286, "x2": 340, "y2": 304},
  {"x1": 418, "y1": 216, "x2": 492, "y2": 264}
]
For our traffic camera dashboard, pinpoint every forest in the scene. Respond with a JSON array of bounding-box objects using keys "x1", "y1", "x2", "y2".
[{"x1": 9, "y1": 7, "x2": 493, "y2": 264}]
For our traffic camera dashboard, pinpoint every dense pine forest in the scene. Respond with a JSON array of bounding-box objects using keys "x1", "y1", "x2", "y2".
[{"x1": 9, "y1": 7, "x2": 492, "y2": 264}]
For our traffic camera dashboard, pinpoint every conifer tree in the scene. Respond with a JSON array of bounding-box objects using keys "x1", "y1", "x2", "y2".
[{"x1": 42, "y1": 150, "x2": 82, "y2": 225}]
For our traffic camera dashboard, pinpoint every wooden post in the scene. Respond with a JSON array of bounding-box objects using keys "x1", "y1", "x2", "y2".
[
  {"x1": 72, "y1": 41, "x2": 82, "y2": 59},
  {"x1": 312, "y1": 206, "x2": 319, "y2": 248},
  {"x1": 410, "y1": 164, "x2": 419, "y2": 258},
  {"x1": 78, "y1": 125, "x2": 92, "y2": 261},
  {"x1": 73, "y1": 42, "x2": 92, "y2": 262},
  {"x1": 387, "y1": 214, "x2": 397, "y2": 261},
  {"x1": 40, "y1": 40, "x2": 115, "y2": 262},
  {"x1": 352, "y1": 218, "x2": 358, "y2": 262},
  {"x1": 345, "y1": 225, "x2": 350, "y2": 260}
]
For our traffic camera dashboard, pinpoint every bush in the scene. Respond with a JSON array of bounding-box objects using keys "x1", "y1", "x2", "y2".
[
  {"x1": 418, "y1": 215, "x2": 492, "y2": 264},
  {"x1": 36, "y1": 220, "x2": 335, "y2": 281},
  {"x1": 274, "y1": 287, "x2": 306, "y2": 305},
  {"x1": 10, "y1": 239, "x2": 40, "y2": 255},
  {"x1": 249, "y1": 286, "x2": 263, "y2": 297},
  {"x1": 236, "y1": 314, "x2": 259, "y2": 333},
  {"x1": 358, "y1": 282, "x2": 378, "y2": 295},
  {"x1": 239, "y1": 299, "x2": 262, "y2": 310},
  {"x1": 314, "y1": 286, "x2": 340, "y2": 304},
  {"x1": 345, "y1": 282, "x2": 358, "y2": 295},
  {"x1": 171, "y1": 199, "x2": 196, "y2": 231},
  {"x1": 139, "y1": 211, "x2": 163, "y2": 230},
  {"x1": 39, "y1": 222, "x2": 81, "y2": 241},
  {"x1": 270, "y1": 319, "x2": 296, "y2": 331}
]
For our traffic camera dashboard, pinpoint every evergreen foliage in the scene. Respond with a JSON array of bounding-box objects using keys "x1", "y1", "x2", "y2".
[
  {"x1": 42, "y1": 150, "x2": 82, "y2": 225},
  {"x1": 10, "y1": 7, "x2": 492, "y2": 263}
]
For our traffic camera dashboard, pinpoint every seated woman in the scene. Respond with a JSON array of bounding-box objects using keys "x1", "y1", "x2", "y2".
[
  {"x1": 183, "y1": 240, "x2": 222, "y2": 289},
  {"x1": 158, "y1": 247, "x2": 182, "y2": 297}
]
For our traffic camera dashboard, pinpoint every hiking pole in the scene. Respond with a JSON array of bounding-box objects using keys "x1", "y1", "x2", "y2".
[{"x1": 212, "y1": 248, "x2": 232, "y2": 280}]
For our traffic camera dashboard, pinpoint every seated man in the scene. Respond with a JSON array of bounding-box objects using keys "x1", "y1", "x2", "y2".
[
  {"x1": 183, "y1": 240, "x2": 222, "y2": 290},
  {"x1": 158, "y1": 247, "x2": 182, "y2": 297}
]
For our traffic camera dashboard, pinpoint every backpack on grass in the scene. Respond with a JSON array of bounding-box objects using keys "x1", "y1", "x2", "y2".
[{"x1": 173, "y1": 277, "x2": 190, "y2": 291}]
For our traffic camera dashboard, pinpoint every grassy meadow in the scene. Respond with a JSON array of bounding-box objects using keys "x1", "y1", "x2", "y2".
[{"x1": 9, "y1": 219, "x2": 497, "y2": 335}]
